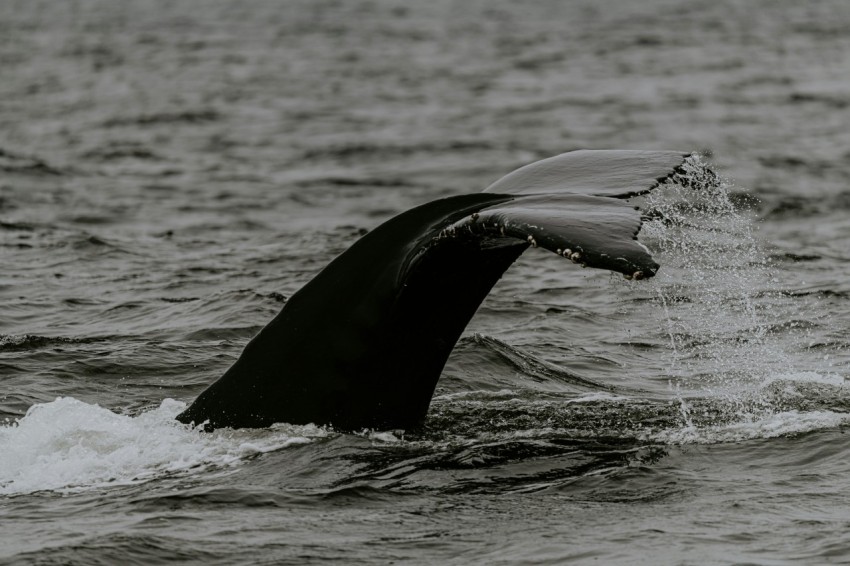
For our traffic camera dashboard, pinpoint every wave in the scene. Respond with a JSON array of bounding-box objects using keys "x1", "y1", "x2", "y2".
[
  {"x1": 101, "y1": 109, "x2": 220, "y2": 128},
  {"x1": 299, "y1": 139, "x2": 497, "y2": 161},
  {"x1": 80, "y1": 142, "x2": 164, "y2": 162},
  {"x1": 0, "y1": 147, "x2": 64, "y2": 176},
  {"x1": 0, "y1": 397, "x2": 328, "y2": 496},
  {"x1": 3, "y1": 366, "x2": 847, "y2": 497},
  {"x1": 332, "y1": 379, "x2": 850, "y2": 494},
  {"x1": 444, "y1": 334, "x2": 612, "y2": 394},
  {"x1": 648, "y1": 410, "x2": 848, "y2": 445},
  {"x1": 0, "y1": 334, "x2": 116, "y2": 352}
]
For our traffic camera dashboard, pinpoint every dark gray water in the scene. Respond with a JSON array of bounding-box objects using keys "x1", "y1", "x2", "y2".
[{"x1": 2, "y1": 0, "x2": 850, "y2": 563}]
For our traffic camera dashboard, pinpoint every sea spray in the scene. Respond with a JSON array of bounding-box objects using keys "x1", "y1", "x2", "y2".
[{"x1": 636, "y1": 155, "x2": 844, "y2": 432}]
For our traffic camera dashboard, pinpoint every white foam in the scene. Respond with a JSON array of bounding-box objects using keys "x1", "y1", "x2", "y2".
[
  {"x1": 366, "y1": 430, "x2": 404, "y2": 443},
  {"x1": 646, "y1": 410, "x2": 849, "y2": 445},
  {"x1": 434, "y1": 388, "x2": 524, "y2": 401},
  {"x1": 0, "y1": 397, "x2": 329, "y2": 496},
  {"x1": 564, "y1": 392, "x2": 630, "y2": 404},
  {"x1": 762, "y1": 371, "x2": 846, "y2": 387}
]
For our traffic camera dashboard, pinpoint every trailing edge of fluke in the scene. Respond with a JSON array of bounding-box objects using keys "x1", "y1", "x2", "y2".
[{"x1": 176, "y1": 149, "x2": 692, "y2": 431}]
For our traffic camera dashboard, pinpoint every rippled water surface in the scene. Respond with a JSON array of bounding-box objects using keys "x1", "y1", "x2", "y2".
[{"x1": 3, "y1": 1, "x2": 850, "y2": 564}]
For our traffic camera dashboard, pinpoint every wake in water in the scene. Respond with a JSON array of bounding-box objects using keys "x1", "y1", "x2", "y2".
[
  {"x1": 1, "y1": 154, "x2": 847, "y2": 496},
  {"x1": 0, "y1": 398, "x2": 329, "y2": 495}
]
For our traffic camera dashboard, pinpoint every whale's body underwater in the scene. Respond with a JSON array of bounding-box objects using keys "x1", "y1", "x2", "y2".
[{"x1": 176, "y1": 150, "x2": 692, "y2": 431}]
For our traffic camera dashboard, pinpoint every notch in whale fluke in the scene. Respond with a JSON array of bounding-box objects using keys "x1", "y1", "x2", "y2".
[{"x1": 176, "y1": 150, "x2": 692, "y2": 432}]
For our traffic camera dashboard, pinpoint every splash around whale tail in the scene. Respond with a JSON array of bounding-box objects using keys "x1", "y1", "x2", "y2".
[{"x1": 176, "y1": 150, "x2": 692, "y2": 431}]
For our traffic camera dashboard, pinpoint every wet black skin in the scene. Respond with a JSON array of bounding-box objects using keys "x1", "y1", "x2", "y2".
[{"x1": 176, "y1": 150, "x2": 690, "y2": 431}]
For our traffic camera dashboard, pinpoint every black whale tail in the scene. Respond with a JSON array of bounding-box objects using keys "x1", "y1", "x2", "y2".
[{"x1": 176, "y1": 150, "x2": 691, "y2": 431}]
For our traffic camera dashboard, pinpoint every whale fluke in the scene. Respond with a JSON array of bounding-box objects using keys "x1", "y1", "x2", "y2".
[
  {"x1": 484, "y1": 149, "x2": 689, "y2": 198},
  {"x1": 176, "y1": 150, "x2": 691, "y2": 431}
]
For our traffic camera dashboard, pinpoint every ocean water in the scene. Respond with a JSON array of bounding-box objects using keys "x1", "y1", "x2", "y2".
[{"x1": 2, "y1": 0, "x2": 850, "y2": 564}]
